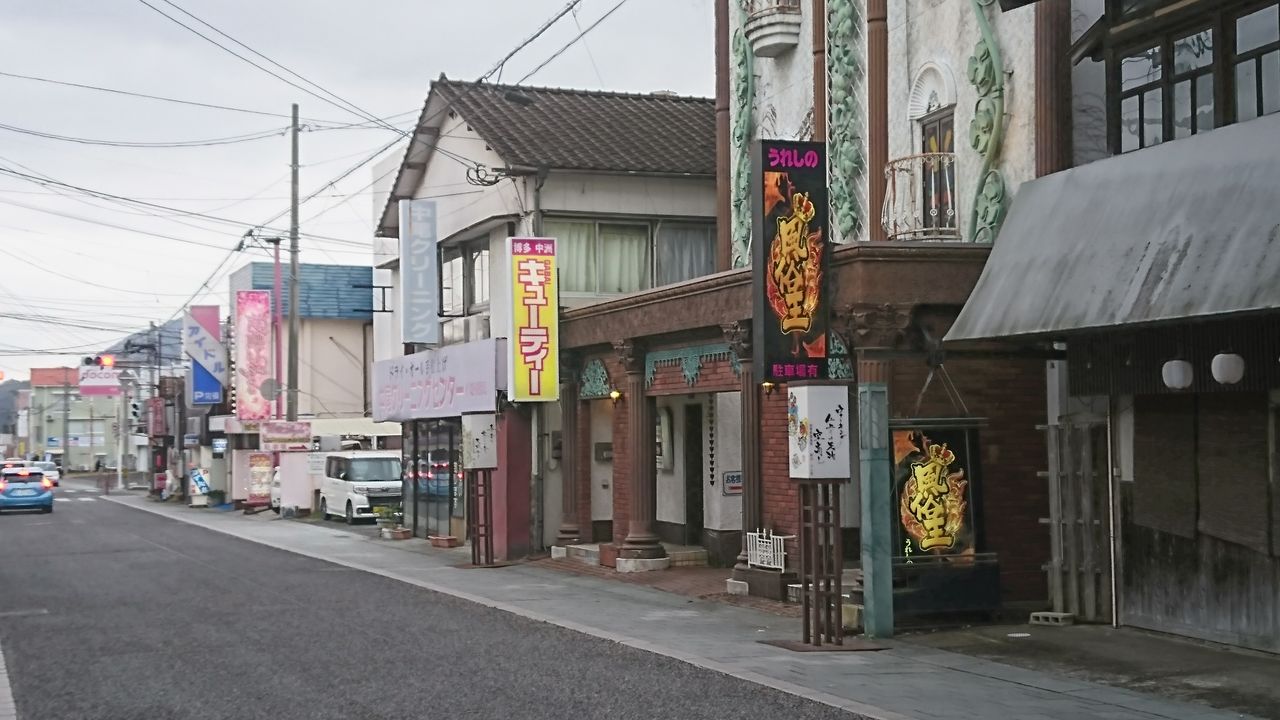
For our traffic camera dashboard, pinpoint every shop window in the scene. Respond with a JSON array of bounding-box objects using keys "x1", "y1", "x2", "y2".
[{"x1": 1234, "y1": 4, "x2": 1280, "y2": 121}]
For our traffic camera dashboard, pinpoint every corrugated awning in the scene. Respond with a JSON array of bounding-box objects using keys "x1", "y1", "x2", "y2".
[{"x1": 946, "y1": 113, "x2": 1280, "y2": 343}]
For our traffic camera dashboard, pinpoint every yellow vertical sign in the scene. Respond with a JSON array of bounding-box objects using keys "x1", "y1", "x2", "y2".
[{"x1": 509, "y1": 237, "x2": 559, "y2": 402}]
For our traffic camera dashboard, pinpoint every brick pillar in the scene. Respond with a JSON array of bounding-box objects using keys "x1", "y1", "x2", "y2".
[
  {"x1": 615, "y1": 340, "x2": 664, "y2": 559},
  {"x1": 723, "y1": 321, "x2": 760, "y2": 569},
  {"x1": 556, "y1": 352, "x2": 581, "y2": 545}
]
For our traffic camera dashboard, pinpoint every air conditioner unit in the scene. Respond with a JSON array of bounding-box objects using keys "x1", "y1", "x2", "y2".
[{"x1": 464, "y1": 315, "x2": 491, "y2": 342}]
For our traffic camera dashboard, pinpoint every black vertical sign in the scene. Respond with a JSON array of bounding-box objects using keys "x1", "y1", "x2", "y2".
[{"x1": 751, "y1": 140, "x2": 831, "y2": 384}]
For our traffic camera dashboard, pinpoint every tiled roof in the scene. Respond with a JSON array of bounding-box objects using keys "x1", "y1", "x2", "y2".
[
  {"x1": 434, "y1": 77, "x2": 715, "y2": 176},
  {"x1": 30, "y1": 368, "x2": 77, "y2": 387}
]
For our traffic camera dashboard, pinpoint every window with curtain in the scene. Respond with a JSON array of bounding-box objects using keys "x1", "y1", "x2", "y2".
[
  {"x1": 655, "y1": 223, "x2": 715, "y2": 286},
  {"x1": 598, "y1": 223, "x2": 651, "y2": 294},
  {"x1": 544, "y1": 220, "x2": 597, "y2": 293}
]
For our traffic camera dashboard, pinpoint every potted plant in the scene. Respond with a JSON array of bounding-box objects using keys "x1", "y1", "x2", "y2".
[{"x1": 374, "y1": 505, "x2": 398, "y2": 528}]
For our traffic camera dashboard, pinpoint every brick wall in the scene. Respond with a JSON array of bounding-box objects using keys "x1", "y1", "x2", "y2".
[
  {"x1": 646, "y1": 357, "x2": 740, "y2": 397},
  {"x1": 759, "y1": 389, "x2": 801, "y2": 562},
  {"x1": 611, "y1": 388, "x2": 630, "y2": 545},
  {"x1": 575, "y1": 399, "x2": 593, "y2": 540},
  {"x1": 891, "y1": 357, "x2": 1049, "y2": 602}
]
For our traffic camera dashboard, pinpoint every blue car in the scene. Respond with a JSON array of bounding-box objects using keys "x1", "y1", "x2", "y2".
[{"x1": 0, "y1": 467, "x2": 55, "y2": 514}]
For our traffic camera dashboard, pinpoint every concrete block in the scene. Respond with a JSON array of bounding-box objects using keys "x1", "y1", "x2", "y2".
[
  {"x1": 726, "y1": 579, "x2": 750, "y2": 596},
  {"x1": 1029, "y1": 611, "x2": 1075, "y2": 626},
  {"x1": 616, "y1": 557, "x2": 671, "y2": 573},
  {"x1": 550, "y1": 546, "x2": 568, "y2": 559}
]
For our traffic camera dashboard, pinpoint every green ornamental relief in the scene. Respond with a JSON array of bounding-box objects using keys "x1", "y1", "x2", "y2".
[
  {"x1": 730, "y1": 0, "x2": 755, "y2": 268},
  {"x1": 826, "y1": 0, "x2": 865, "y2": 243},
  {"x1": 967, "y1": 0, "x2": 1007, "y2": 243}
]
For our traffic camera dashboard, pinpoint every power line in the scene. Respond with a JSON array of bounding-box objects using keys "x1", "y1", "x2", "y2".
[
  {"x1": 518, "y1": 0, "x2": 631, "y2": 84},
  {"x1": 0, "y1": 247, "x2": 220, "y2": 297},
  {"x1": 0, "y1": 121, "x2": 288, "y2": 148}
]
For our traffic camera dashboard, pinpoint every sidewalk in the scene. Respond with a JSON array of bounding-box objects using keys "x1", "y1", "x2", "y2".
[{"x1": 103, "y1": 494, "x2": 1261, "y2": 720}]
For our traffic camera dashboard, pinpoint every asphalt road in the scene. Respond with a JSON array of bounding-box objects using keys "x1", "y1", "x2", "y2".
[{"x1": 0, "y1": 484, "x2": 860, "y2": 720}]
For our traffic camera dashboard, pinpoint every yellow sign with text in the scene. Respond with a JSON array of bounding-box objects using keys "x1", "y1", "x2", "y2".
[{"x1": 508, "y1": 237, "x2": 559, "y2": 402}]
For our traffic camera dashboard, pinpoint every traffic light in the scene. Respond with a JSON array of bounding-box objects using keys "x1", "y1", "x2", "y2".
[
  {"x1": 129, "y1": 401, "x2": 141, "y2": 422},
  {"x1": 82, "y1": 355, "x2": 115, "y2": 367}
]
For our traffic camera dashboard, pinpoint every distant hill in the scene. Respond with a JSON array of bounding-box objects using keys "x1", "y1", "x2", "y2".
[
  {"x1": 0, "y1": 378, "x2": 30, "y2": 435},
  {"x1": 104, "y1": 318, "x2": 183, "y2": 364}
]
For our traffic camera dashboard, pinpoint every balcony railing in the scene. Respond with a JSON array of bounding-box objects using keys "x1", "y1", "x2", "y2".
[
  {"x1": 744, "y1": 0, "x2": 802, "y2": 58},
  {"x1": 881, "y1": 152, "x2": 960, "y2": 242}
]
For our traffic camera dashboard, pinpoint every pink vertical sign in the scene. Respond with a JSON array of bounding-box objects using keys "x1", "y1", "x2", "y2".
[{"x1": 234, "y1": 290, "x2": 272, "y2": 421}]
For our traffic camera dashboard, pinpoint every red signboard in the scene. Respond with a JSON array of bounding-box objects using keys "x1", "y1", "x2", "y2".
[{"x1": 148, "y1": 397, "x2": 167, "y2": 437}]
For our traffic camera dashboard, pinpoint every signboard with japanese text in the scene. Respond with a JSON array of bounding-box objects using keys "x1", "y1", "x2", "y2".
[
  {"x1": 372, "y1": 339, "x2": 499, "y2": 422},
  {"x1": 461, "y1": 413, "x2": 498, "y2": 470},
  {"x1": 234, "y1": 290, "x2": 272, "y2": 421},
  {"x1": 246, "y1": 451, "x2": 273, "y2": 506},
  {"x1": 751, "y1": 140, "x2": 831, "y2": 384},
  {"x1": 399, "y1": 198, "x2": 441, "y2": 346},
  {"x1": 148, "y1": 397, "x2": 167, "y2": 437},
  {"x1": 891, "y1": 426, "x2": 981, "y2": 560},
  {"x1": 786, "y1": 385, "x2": 851, "y2": 480},
  {"x1": 259, "y1": 421, "x2": 312, "y2": 452},
  {"x1": 722, "y1": 471, "x2": 743, "y2": 496},
  {"x1": 507, "y1": 237, "x2": 559, "y2": 402},
  {"x1": 78, "y1": 366, "x2": 121, "y2": 397},
  {"x1": 184, "y1": 305, "x2": 226, "y2": 405}
]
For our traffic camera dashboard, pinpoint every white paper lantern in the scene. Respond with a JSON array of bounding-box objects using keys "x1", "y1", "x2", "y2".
[
  {"x1": 1210, "y1": 353, "x2": 1245, "y2": 385},
  {"x1": 1161, "y1": 360, "x2": 1193, "y2": 390}
]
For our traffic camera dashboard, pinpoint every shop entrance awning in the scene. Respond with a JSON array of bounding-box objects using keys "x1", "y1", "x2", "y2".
[{"x1": 946, "y1": 113, "x2": 1280, "y2": 343}]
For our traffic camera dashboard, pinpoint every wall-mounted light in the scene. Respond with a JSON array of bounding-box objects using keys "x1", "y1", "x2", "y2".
[
  {"x1": 608, "y1": 389, "x2": 622, "y2": 405},
  {"x1": 1211, "y1": 353, "x2": 1245, "y2": 385},
  {"x1": 761, "y1": 381, "x2": 776, "y2": 396},
  {"x1": 1161, "y1": 359, "x2": 1193, "y2": 390}
]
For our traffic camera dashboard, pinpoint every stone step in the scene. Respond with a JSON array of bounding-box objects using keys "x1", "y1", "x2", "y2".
[
  {"x1": 566, "y1": 543, "x2": 601, "y2": 566},
  {"x1": 667, "y1": 546, "x2": 708, "y2": 568}
]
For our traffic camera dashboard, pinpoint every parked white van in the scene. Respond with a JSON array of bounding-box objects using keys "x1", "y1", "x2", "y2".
[{"x1": 316, "y1": 451, "x2": 402, "y2": 524}]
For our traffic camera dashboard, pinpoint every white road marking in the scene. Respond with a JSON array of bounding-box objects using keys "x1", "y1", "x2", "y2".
[
  {"x1": 0, "y1": 609, "x2": 47, "y2": 619},
  {"x1": 0, "y1": 637, "x2": 18, "y2": 719},
  {"x1": 76, "y1": 498, "x2": 96, "y2": 502},
  {"x1": 54, "y1": 498, "x2": 71, "y2": 503}
]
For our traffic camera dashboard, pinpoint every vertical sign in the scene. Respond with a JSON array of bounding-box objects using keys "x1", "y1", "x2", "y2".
[
  {"x1": 892, "y1": 427, "x2": 980, "y2": 561},
  {"x1": 400, "y1": 198, "x2": 440, "y2": 345},
  {"x1": 786, "y1": 385, "x2": 851, "y2": 480},
  {"x1": 184, "y1": 305, "x2": 227, "y2": 405},
  {"x1": 461, "y1": 413, "x2": 498, "y2": 470},
  {"x1": 234, "y1": 290, "x2": 272, "y2": 420},
  {"x1": 246, "y1": 451, "x2": 273, "y2": 507},
  {"x1": 507, "y1": 237, "x2": 559, "y2": 402},
  {"x1": 751, "y1": 140, "x2": 831, "y2": 384}
]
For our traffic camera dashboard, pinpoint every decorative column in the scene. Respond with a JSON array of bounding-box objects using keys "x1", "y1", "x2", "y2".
[
  {"x1": 556, "y1": 351, "x2": 581, "y2": 545},
  {"x1": 723, "y1": 321, "x2": 761, "y2": 570},
  {"x1": 847, "y1": 303, "x2": 911, "y2": 639},
  {"x1": 1034, "y1": 0, "x2": 1071, "y2": 177},
  {"x1": 867, "y1": 0, "x2": 888, "y2": 241},
  {"x1": 715, "y1": 0, "x2": 733, "y2": 272},
  {"x1": 615, "y1": 339, "x2": 664, "y2": 559}
]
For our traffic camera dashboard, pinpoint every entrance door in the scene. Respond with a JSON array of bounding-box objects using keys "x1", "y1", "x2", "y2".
[{"x1": 683, "y1": 404, "x2": 704, "y2": 546}]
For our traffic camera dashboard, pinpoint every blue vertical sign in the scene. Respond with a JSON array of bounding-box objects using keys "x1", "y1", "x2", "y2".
[
  {"x1": 184, "y1": 306, "x2": 227, "y2": 405},
  {"x1": 400, "y1": 198, "x2": 440, "y2": 345}
]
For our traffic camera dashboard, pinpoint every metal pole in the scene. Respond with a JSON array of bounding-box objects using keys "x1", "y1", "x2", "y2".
[
  {"x1": 62, "y1": 379, "x2": 69, "y2": 471},
  {"x1": 286, "y1": 103, "x2": 300, "y2": 421},
  {"x1": 115, "y1": 383, "x2": 126, "y2": 492}
]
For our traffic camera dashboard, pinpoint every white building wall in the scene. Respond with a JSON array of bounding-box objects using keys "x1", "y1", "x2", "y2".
[
  {"x1": 415, "y1": 113, "x2": 524, "y2": 244},
  {"x1": 706, "y1": 392, "x2": 743, "y2": 533},
  {"x1": 538, "y1": 173, "x2": 716, "y2": 219},
  {"x1": 886, "y1": 0, "x2": 1036, "y2": 242},
  {"x1": 372, "y1": 266, "x2": 401, "y2": 363},
  {"x1": 751, "y1": 7, "x2": 818, "y2": 141},
  {"x1": 655, "y1": 399, "x2": 687, "y2": 526},
  {"x1": 590, "y1": 400, "x2": 614, "y2": 523},
  {"x1": 278, "y1": 318, "x2": 368, "y2": 418}
]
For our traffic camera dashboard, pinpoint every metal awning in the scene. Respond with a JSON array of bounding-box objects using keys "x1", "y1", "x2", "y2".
[{"x1": 946, "y1": 113, "x2": 1280, "y2": 343}]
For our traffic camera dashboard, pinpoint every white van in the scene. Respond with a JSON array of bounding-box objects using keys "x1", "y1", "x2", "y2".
[{"x1": 316, "y1": 451, "x2": 402, "y2": 524}]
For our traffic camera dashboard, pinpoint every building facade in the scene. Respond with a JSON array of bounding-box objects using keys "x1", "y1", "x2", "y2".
[
  {"x1": 949, "y1": 0, "x2": 1280, "y2": 653},
  {"x1": 26, "y1": 367, "x2": 121, "y2": 471}
]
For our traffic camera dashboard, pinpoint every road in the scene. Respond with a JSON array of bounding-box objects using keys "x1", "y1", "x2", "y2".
[{"x1": 0, "y1": 481, "x2": 858, "y2": 720}]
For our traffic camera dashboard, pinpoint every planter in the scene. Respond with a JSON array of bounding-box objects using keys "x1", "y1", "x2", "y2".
[
  {"x1": 744, "y1": 1, "x2": 802, "y2": 58},
  {"x1": 376, "y1": 519, "x2": 396, "y2": 529},
  {"x1": 381, "y1": 527, "x2": 412, "y2": 540},
  {"x1": 428, "y1": 535, "x2": 459, "y2": 548}
]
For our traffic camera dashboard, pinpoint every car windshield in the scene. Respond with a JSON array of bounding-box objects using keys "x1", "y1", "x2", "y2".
[
  {"x1": 35, "y1": 462, "x2": 56, "y2": 472},
  {"x1": 346, "y1": 458, "x2": 400, "y2": 482},
  {"x1": 3, "y1": 471, "x2": 43, "y2": 483}
]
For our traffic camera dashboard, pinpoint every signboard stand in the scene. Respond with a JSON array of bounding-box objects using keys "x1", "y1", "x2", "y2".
[
  {"x1": 798, "y1": 479, "x2": 844, "y2": 647},
  {"x1": 462, "y1": 413, "x2": 499, "y2": 567}
]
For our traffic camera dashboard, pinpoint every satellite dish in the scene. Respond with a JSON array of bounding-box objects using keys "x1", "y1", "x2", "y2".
[{"x1": 260, "y1": 378, "x2": 281, "y2": 400}]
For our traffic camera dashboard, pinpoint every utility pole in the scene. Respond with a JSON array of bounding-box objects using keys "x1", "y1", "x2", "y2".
[
  {"x1": 287, "y1": 102, "x2": 300, "y2": 421},
  {"x1": 61, "y1": 379, "x2": 69, "y2": 470}
]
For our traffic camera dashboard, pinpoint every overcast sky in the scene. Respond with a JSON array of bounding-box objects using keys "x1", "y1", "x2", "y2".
[{"x1": 0, "y1": 0, "x2": 714, "y2": 381}]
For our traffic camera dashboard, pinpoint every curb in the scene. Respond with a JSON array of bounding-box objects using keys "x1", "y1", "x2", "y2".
[{"x1": 102, "y1": 495, "x2": 912, "y2": 720}]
